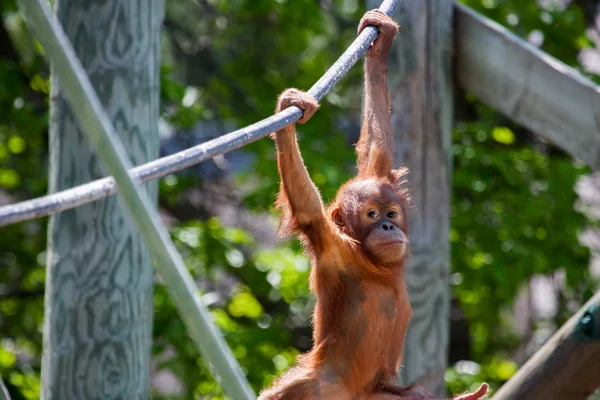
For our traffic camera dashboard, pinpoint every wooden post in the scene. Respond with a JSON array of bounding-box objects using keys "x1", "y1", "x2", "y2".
[
  {"x1": 492, "y1": 290, "x2": 600, "y2": 400},
  {"x1": 367, "y1": 0, "x2": 454, "y2": 395},
  {"x1": 41, "y1": 0, "x2": 162, "y2": 397}
]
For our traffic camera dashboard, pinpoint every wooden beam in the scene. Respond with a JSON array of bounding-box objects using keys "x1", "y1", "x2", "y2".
[
  {"x1": 455, "y1": 3, "x2": 600, "y2": 169},
  {"x1": 492, "y1": 290, "x2": 600, "y2": 400},
  {"x1": 40, "y1": 0, "x2": 161, "y2": 397},
  {"x1": 383, "y1": 0, "x2": 454, "y2": 395}
]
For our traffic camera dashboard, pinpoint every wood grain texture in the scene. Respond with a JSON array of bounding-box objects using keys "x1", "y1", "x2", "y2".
[
  {"x1": 455, "y1": 3, "x2": 600, "y2": 169},
  {"x1": 41, "y1": 0, "x2": 163, "y2": 398},
  {"x1": 366, "y1": 0, "x2": 454, "y2": 395},
  {"x1": 492, "y1": 291, "x2": 600, "y2": 400}
]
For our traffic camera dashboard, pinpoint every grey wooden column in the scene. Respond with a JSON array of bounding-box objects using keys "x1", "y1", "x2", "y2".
[
  {"x1": 367, "y1": 0, "x2": 454, "y2": 395},
  {"x1": 41, "y1": 0, "x2": 163, "y2": 398}
]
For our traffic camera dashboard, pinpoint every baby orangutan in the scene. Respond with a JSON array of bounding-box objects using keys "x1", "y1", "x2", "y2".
[{"x1": 258, "y1": 10, "x2": 488, "y2": 400}]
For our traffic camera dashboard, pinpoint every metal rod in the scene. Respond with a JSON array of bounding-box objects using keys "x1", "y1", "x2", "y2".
[
  {"x1": 0, "y1": 376, "x2": 11, "y2": 400},
  {"x1": 1, "y1": 0, "x2": 401, "y2": 228}
]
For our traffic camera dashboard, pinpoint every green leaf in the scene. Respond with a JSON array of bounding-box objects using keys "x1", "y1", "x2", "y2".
[
  {"x1": 492, "y1": 127, "x2": 515, "y2": 145},
  {"x1": 8, "y1": 135, "x2": 26, "y2": 154}
]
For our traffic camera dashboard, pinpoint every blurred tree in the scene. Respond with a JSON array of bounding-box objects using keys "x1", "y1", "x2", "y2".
[{"x1": 40, "y1": 0, "x2": 163, "y2": 398}]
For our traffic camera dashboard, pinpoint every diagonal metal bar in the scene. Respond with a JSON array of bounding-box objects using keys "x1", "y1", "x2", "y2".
[
  {"x1": 1, "y1": 0, "x2": 400, "y2": 228},
  {"x1": 19, "y1": 0, "x2": 255, "y2": 399},
  {"x1": 0, "y1": 376, "x2": 10, "y2": 400},
  {"x1": 17, "y1": 0, "x2": 400, "y2": 399}
]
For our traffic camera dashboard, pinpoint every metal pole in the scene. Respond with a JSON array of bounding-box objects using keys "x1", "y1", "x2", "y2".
[{"x1": 0, "y1": 0, "x2": 401, "y2": 228}]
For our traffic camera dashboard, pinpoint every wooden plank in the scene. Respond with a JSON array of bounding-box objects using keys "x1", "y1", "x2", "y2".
[
  {"x1": 40, "y1": 0, "x2": 161, "y2": 397},
  {"x1": 455, "y1": 3, "x2": 600, "y2": 169},
  {"x1": 380, "y1": 0, "x2": 454, "y2": 395},
  {"x1": 492, "y1": 290, "x2": 600, "y2": 400}
]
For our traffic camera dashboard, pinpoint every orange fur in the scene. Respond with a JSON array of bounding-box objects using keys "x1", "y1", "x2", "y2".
[{"x1": 259, "y1": 10, "x2": 487, "y2": 400}]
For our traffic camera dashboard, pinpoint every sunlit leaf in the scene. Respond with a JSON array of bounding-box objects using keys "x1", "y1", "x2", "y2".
[{"x1": 491, "y1": 127, "x2": 515, "y2": 145}]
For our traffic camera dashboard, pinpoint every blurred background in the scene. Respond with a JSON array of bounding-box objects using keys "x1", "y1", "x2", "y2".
[{"x1": 1, "y1": 0, "x2": 600, "y2": 398}]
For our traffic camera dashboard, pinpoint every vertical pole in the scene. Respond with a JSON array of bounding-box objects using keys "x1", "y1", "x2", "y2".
[
  {"x1": 41, "y1": 0, "x2": 162, "y2": 397},
  {"x1": 368, "y1": 0, "x2": 454, "y2": 395}
]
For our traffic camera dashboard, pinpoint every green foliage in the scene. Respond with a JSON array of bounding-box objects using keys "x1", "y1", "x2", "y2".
[
  {"x1": 448, "y1": 116, "x2": 591, "y2": 393},
  {"x1": 446, "y1": 358, "x2": 518, "y2": 396},
  {"x1": 153, "y1": 218, "x2": 311, "y2": 398},
  {"x1": 0, "y1": 6, "x2": 49, "y2": 399},
  {"x1": 448, "y1": 0, "x2": 598, "y2": 392}
]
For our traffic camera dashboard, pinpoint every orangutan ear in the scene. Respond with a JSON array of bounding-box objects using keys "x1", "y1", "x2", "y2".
[
  {"x1": 331, "y1": 207, "x2": 344, "y2": 227},
  {"x1": 389, "y1": 167, "x2": 409, "y2": 188}
]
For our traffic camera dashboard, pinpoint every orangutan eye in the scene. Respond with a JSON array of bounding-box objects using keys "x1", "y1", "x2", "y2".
[
  {"x1": 387, "y1": 211, "x2": 398, "y2": 219},
  {"x1": 367, "y1": 209, "x2": 379, "y2": 219}
]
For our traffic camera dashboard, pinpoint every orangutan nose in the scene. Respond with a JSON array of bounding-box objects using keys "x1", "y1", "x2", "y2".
[{"x1": 381, "y1": 221, "x2": 395, "y2": 231}]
